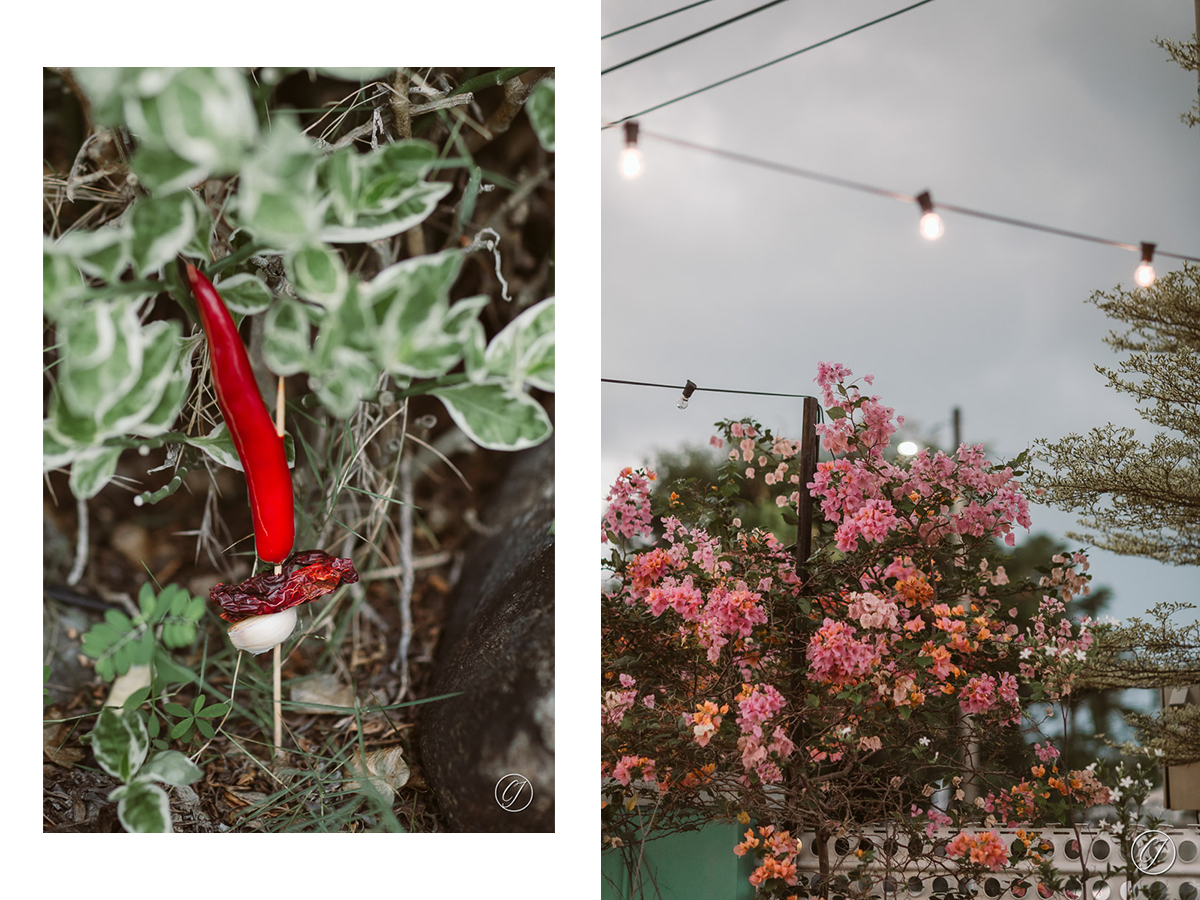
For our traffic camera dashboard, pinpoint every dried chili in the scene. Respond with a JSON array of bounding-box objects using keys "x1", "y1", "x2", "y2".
[
  {"x1": 186, "y1": 263, "x2": 294, "y2": 564},
  {"x1": 211, "y1": 550, "x2": 359, "y2": 622}
]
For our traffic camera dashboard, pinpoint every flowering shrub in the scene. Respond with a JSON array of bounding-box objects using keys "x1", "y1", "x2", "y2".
[{"x1": 601, "y1": 363, "x2": 1128, "y2": 899}]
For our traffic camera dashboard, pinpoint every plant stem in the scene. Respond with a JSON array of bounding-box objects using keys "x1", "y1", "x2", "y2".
[{"x1": 273, "y1": 642, "x2": 283, "y2": 762}]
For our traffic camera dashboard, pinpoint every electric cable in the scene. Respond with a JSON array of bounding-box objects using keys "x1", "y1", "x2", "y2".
[
  {"x1": 601, "y1": 0, "x2": 939, "y2": 128},
  {"x1": 602, "y1": 377, "x2": 818, "y2": 400},
  {"x1": 634, "y1": 129, "x2": 1200, "y2": 263},
  {"x1": 603, "y1": 0, "x2": 797, "y2": 75},
  {"x1": 603, "y1": 0, "x2": 722, "y2": 40}
]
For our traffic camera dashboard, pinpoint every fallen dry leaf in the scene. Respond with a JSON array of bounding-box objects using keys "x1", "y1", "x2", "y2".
[
  {"x1": 344, "y1": 745, "x2": 410, "y2": 804},
  {"x1": 290, "y1": 673, "x2": 355, "y2": 713},
  {"x1": 43, "y1": 722, "x2": 86, "y2": 768}
]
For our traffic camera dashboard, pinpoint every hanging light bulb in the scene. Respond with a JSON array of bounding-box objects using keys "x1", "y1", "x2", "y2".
[
  {"x1": 916, "y1": 191, "x2": 944, "y2": 241},
  {"x1": 897, "y1": 441, "x2": 920, "y2": 457},
  {"x1": 677, "y1": 379, "x2": 697, "y2": 410},
  {"x1": 621, "y1": 120, "x2": 643, "y2": 179},
  {"x1": 1134, "y1": 242, "x2": 1156, "y2": 287}
]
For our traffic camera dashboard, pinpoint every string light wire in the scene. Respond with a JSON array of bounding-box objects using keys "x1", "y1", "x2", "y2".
[
  {"x1": 631, "y1": 129, "x2": 1200, "y2": 264},
  {"x1": 603, "y1": 0, "x2": 798, "y2": 76},
  {"x1": 602, "y1": 0, "x2": 722, "y2": 40},
  {"x1": 600, "y1": 0, "x2": 939, "y2": 128},
  {"x1": 602, "y1": 377, "x2": 822, "y2": 403}
]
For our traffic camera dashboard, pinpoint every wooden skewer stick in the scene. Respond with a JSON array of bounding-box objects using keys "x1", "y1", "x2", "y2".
[{"x1": 273, "y1": 375, "x2": 285, "y2": 760}]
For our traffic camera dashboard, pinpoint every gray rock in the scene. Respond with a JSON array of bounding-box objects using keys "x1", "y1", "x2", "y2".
[{"x1": 420, "y1": 437, "x2": 554, "y2": 832}]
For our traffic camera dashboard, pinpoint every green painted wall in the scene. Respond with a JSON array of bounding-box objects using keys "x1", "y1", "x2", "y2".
[{"x1": 602, "y1": 820, "x2": 758, "y2": 900}]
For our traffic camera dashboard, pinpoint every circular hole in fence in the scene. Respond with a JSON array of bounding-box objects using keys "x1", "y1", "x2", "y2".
[
  {"x1": 884, "y1": 877, "x2": 899, "y2": 897},
  {"x1": 1066, "y1": 839, "x2": 1082, "y2": 860},
  {"x1": 1180, "y1": 882, "x2": 1197, "y2": 900},
  {"x1": 860, "y1": 838, "x2": 875, "y2": 854},
  {"x1": 1013, "y1": 881, "x2": 1030, "y2": 899},
  {"x1": 934, "y1": 843, "x2": 947, "y2": 858},
  {"x1": 1181, "y1": 841, "x2": 1198, "y2": 863},
  {"x1": 1038, "y1": 883, "x2": 1053, "y2": 898},
  {"x1": 1092, "y1": 881, "x2": 1110, "y2": 900},
  {"x1": 1120, "y1": 881, "x2": 1131, "y2": 900},
  {"x1": 1093, "y1": 839, "x2": 1111, "y2": 860},
  {"x1": 908, "y1": 877, "x2": 925, "y2": 895},
  {"x1": 1065, "y1": 878, "x2": 1082, "y2": 900},
  {"x1": 885, "y1": 839, "x2": 899, "y2": 857},
  {"x1": 836, "y1": 837, "x2": 851, "y2": 856},
  {"x1": 985, "y1": 878, "x2": 1003, "y2": 898},
  {"x1": 959, "y1": 879, "x2": 975, "y2": 895},
  {"x1": 909, "y1": 836, "x2": 924, "y2": 856},
  {"x1": 1040, "y1": 839, "x2": 1056, "y2": 856},
  {"x1": 1150, "y1": 882, "x2": 1169, "y2": 900},
  {"x1": 932, "y1": 877, "x2": 950, "y2": 895},
  {"x1": 1012, "y1": 838, "x2": 1026, "y2": 858}
]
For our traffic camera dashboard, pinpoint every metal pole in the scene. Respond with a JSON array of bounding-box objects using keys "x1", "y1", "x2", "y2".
[{"x1": 795, "y1": 396, "x2": 819, "y2": 579}]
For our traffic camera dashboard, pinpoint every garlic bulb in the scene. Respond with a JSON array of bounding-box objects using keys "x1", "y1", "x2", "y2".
[{"x1": 227, "y1": 607, "x2": 297, "y2": 654}]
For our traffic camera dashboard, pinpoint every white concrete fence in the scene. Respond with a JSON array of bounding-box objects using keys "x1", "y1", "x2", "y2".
[{"x1": 793, "y1": 827, "x2": 1200, "y2": 900}]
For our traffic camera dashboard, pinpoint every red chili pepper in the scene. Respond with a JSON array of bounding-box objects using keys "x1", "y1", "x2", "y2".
[
  {"x1": 186, "y1": 263, "x2": 294, "y2": 564},
  {"x1": 211, "y1": 550, "x2": 359, "y2": 622}
]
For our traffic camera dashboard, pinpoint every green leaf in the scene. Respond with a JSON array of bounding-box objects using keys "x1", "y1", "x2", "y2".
[
  {"x1": 286, "y1": 243, "x2": 348, "y2": 308},
  {"x1": 182, "y1": 422, "x2": 241, "y2": 470},
  {"x1": 128, "y1": 343, "x2": 193, "y2": 438},
  {"x1": 43, "y1": 420, "x2": 79, "y2": 471},
  {"x1": 130, "y1": 145, "x2": 209, "y2": 196},
  {"x1": 182, "y1": 422, "x2": 294, "y2": 472},
  {"x1": 162, "y1": 702, "x2": 191, "y2": 719},
  {"x1": 429, "y1": 382, "x2": 553, "y2": 451},
  {"x1": 71, "y1": 67, "x2": 141, "y2": 124},
  {"x1": 98, "y1": 319, "x2": 183, "y2": 437},
  {"x1": 92, "y1": 708, "x2": 149, "y2": 783},
  {"x1": 68, "y1": 444, "x2": 123, "y2": 499},
  {"x1": 198, "y1": 702, "x2": 230, "y2": 719},
  {"x1": 525, "y1": 78, "x2": 555, "y2": 152},
  {"x1": 213, "y1": 273, "x2": 273, "y2": 315},
  {"x1": 138, "y1": 750, "x2": 202, "y2": 787},
  {"x1": 137, "y1": 582, "x2": 156, "y2": 619},
  {"x1": 129, "y1": 192, "x2": 197, "y2": 276},
  {"x1": 315, "y1": 67, "x2": 395, "y2": 81},
  {"x1": 370, "y1": 250, "x2": 468, "y2": 378},
  {"x1": 826, "y1": 406, "x2": 846, "y2": 420},
  {"x1": 319, "y1": 180, "x2": 450, "y2": 244},
  {"x1": 236, "y1": 116, "x2": 320, "y2": 248},
  {"x1": 57, "y1": 298, "x2": 142, "y2": 424},
  {"x1": 122, "y1": 686, "x2": 152, "y2": 713},
  {"x1": 320, "y1": 146, "x2": 361, "y2": 225},
  {"x1": 57, "y1": 224, "x2": 132, "y2": 283},
  {"x1": 154, "y1": 68, "x2": 257, "y2": 172},
  {"x1": 310, "y1": 346, "x2": 378, "y2": 418},
  {"x1": 483, "y1": 296, "x2": 555, "y2": 390},
  {"x1": 263, "y1": 296, "x2": 313, "y2": 375},
  {"x1": 152, "y1": 647, "x2": 197, "y2": 689},
  {"x1": 111, "y1": 780, "x2": 173, "y2": 833},
  {"x1": 43, "y1": 245, "x2": 88, "y2": 318}
]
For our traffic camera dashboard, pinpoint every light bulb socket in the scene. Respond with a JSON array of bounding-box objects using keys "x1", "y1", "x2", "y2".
[
  {"x1": 624, "y1": 120, "x2": 640, "y2": 149},
  {"x1": 916, "y1": 191, "x2": 935, "y2": 215},
  {"x1": 677, "y1": 379, "x2": 697, "y2": 409},
  {"x1": 1140, "y1": 242, "x2": 1156, "y2": 265}
]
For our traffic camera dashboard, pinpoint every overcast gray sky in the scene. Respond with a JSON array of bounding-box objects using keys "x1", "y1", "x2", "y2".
[{"x1": 600, "y1": 0, "x2": 1199, "y2": 623}]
